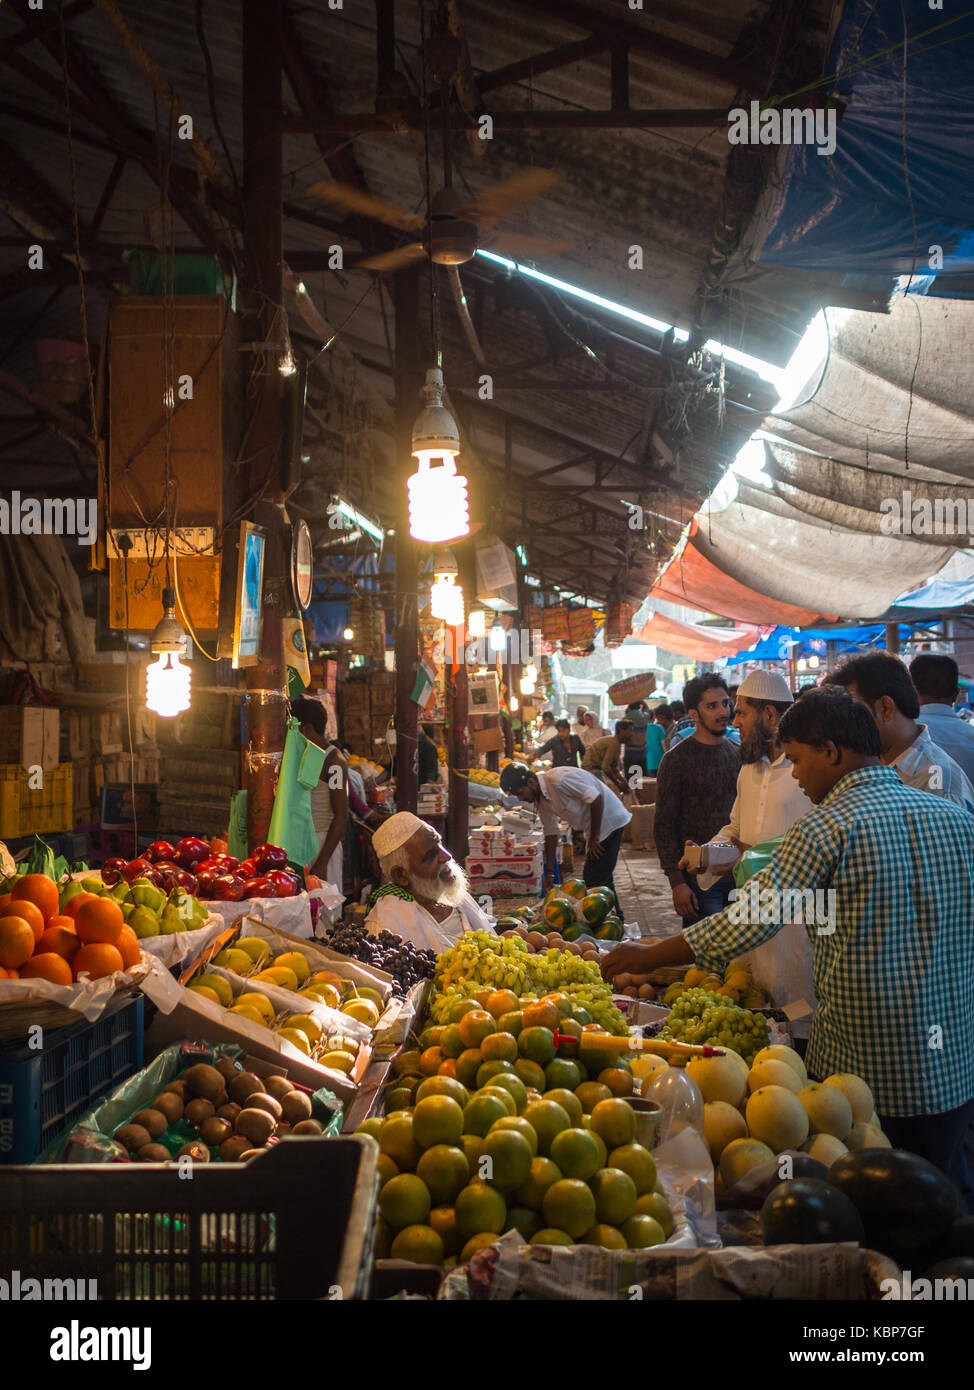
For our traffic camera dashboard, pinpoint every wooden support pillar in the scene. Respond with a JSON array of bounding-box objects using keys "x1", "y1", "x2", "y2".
[
  {"x1": 242, "y1": 0, "x2": 287, "y2": 849},
  {"x1": 394, "y1": 266, "x2": 423, "y2": 813},
  {"x1": 886, "y1": 622, "x2": 901, "y2": 656}
]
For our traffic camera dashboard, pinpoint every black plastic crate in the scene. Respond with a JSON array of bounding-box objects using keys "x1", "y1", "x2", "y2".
[
  {"x1": 0, "y1": 994, "x2": 144, "y2": 1164},
  {"x1": 0, "y1": 1135, "x2": 379, "y2": 1300}
]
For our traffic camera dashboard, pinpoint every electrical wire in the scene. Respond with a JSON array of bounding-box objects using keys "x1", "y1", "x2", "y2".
[{"x1": 899, "y1": 0, "x2": 922, "y2": 474}]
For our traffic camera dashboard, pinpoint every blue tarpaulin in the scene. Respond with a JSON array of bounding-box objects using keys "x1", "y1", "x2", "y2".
[
  {"x1": 723, "y1": 622, "x2": 939, "y2": 665},
  {"x1": 756, "y1": 0, "x2": 974, "y2": 294}
]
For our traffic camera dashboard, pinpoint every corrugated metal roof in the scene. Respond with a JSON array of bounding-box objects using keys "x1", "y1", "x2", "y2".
[{"x1": 0, "y1": 0, "x2": 832, "y2": 601}]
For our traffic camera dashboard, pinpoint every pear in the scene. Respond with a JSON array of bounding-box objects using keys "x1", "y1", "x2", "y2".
[{"x1": 129, "y1": 906, "x2": 160, "y2": 939}]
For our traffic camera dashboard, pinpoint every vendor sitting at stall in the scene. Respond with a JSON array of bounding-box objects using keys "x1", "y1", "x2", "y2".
[{"x1": 364, "y1": 812, "x2": 494, "y2": 952}]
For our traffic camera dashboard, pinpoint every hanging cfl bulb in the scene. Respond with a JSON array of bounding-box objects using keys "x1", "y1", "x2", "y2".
[
  {"x1": 489, "y1": 618, "x2": 507, "y2": 654},
  {"x1": 145, "y1": 587, "x2": 191, "y2": 717},
  {"x1": 808, "y1": 655, "x2": 820, "y2": 669},
  {"x1": 467, "y1": 607, "x2": 486, "y2": 639},
  {"x1": 408, "y1": 368, "x2": 469, "y2": 543},
  {"x1": 510, "y1": 696, "x2": 519, "y2": 712},
  {"x1": 523, "y1": 663, "x2": 538, "y2": 684},
  {"x1": 520, "y1": 674, "x2": 536, "y2": 696},
  {"x1": 429, "y1": 548, "x2": 464, "y2": 625},
  {"x1": 797, "y1": 657, "x2": 808, "y2": 672}
]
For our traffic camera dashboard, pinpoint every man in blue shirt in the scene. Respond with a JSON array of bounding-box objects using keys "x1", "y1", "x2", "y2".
[
  {"x1": 909, "y1": 653, "x2": 974, "y2": 784},
  {"x1": 603, "y1": 686, "x2": 974, "y2": 1207}
]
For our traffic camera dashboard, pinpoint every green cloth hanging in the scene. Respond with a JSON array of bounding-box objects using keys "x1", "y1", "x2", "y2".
[
  {"x1": 227, "y1": 790, "x2": 249, "y2": 862},
  {"x1": 267, "y1": 717, "x2": 327, "y2": 868}
]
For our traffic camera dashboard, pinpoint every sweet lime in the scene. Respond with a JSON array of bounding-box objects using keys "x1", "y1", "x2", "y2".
[
  {"x1": 439, "y1": 1024, "x2": 465, "y2": 1058},
  {"x1": 523, "y1": 1099, "x2": 571, "y2": 1155},
  {"x1": 545, "y1": 1057, "x2": 583, "y2": 1091},
  {"x1": 459, "y1": 1232, "x2": 498, "y2": 1262},
  {"x1": 390, "y1": 1224, "x2": 444, "y2": 1265},
  {"x1": 490, "y1": 1115, "x2": 539, "y2": 1155},
  {"x1": 542, "y1": 1178, "x2": 597, "y2": 1239},
  {"x1": 428, "y1": 1205, "x2": 461, "y2": 1255},
  {"x1": 463, "y1": 1093, "x2": 510, "y2": 1137},
  {"x1": 550, "y1": 1127, "x2": 602, "y2": 1181},
  {"x1": 412, "y1": 1096, "x2": 464, "y2": 1149},
  {"x1": 481, "y1": 1032, "x2": 519, "y2": 1064},
  {"x1": 608, "y1": 1143, "x2": 657, "y2": 1195},
  {"x1": 506, "y1": 1206, "x2": 543, "y2": 1240},
  {"x1": 458, "y1": 1010, "x2": 497, "y2": 1049},
  {"x1": 379, "y1": 1173, "x2": 431, "y2": 1229},
  {"x1": 486, "y1": 1072, "x2": 529, "y2": 1113},
  {"x1": 590, "y1": 1097, "x2": 637, "y2": 1148},
  {"x1": 543, "y1": 1087, "x2": 584, "y2": 1127},
  {"x1": 634, "y1": 1191, "x2": 674, "y2": 1236},
  {"x1": 476, "y1": 1058, "x2": 516, "y2": 1089},
  {"x1": 575, "y1": 1081, "x2": 613, "y2": 1114},
  {"x1": 479, "y1": 1085, "x2": 517, "y2": 1117},
  {"x1": 479, "y1": 1129, "x2": 534, "y2": 1189},
  {"x1": 514, "y1": 1156, "x2": 563, "y2": 1211},
  {"x1": 514, "y1": 1058, "x2": 547, "y2": 1091},
  {"x1": 529, "y1": 1227, "x2": 574, "y2": 1246},
  {"x1": 379, "y1": 1114, "x2": 420, "y2": 1171},
  {"x1": 581, "y1": 1223, "x2": 627, "y2": 1249},
  {"x1": 415, "y1": 1144, "x2": 470, "y2": 1204},
  {"x1": 589, "y1": 1167, "x2": 638, "y2": 1225},
  {"x1": 415, "y1": 1075, "x2": 470, "y2": 1108},
  {"x1": 622, "y1": 1214, "x2": 666, "y2": 1248},
  {"x1": 454, "y1": 1181, "x2": 507, "y2": 1238},
  {"x1": 456, "y1": 1048, "x2": 484, "y2": 1088}
]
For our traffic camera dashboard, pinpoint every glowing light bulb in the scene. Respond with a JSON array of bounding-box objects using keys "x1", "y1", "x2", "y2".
[
  {"x1": 430, "y1": 573, "x2": 465, "y2": 625},
  {"x1": 145, "y1": 652, "x2": 191, "y2": 717},
  {"x1": 489, "y1": 620, "x2": 507, "y2": 654},
  {"x1": 467, "y1": 608, "x2": 486, "y2": 638},
  {"x1": 343, "y1": 627, "x2": 354, "y2": 640},
  {"x1": 520, "y1": 676, "x2": 536, "y2": 696},
  {"x1": 510, "y1": 696, "x2": 518, "y2": 712},
  {"x1": 408, "y1": 452, "x2": 469, "y2": 543}
]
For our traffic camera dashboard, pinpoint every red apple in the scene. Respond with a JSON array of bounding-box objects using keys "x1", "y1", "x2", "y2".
[
  {"x1": 100, "y1": 856, "x2": 128, "y2": 886},
  {"x1": 242, "y1": 875, "x2": 275, "y2": 899},
  {"x1": 264, "y1": 870, "x2": 299, "y2": 898},
  {"x1": 252, "y1": 843, "x2": 288, "y2": 873},
  {"x1": 157, "y1": 864, "x2": 198, "y2": 894},
  {"x1": 122, "y1": 857, "x2": 153, "y2": 884},
  {"x1": 237, "y1": 858, "x2": 257, "y2": 879},
  {"x1": 209, "y1": 873, "x2": 246, "y2": 902},
  {"x1": 174, "y1": 836, "x2": 209, "y2": 869},
  {"x1": 145, "y1": 840, "x2": 175, "y2": 864}
]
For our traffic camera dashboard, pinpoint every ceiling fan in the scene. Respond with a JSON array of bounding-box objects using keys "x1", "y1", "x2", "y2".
[{"x1": 306, "y1": 168, "x2": 573, "y2": 272}]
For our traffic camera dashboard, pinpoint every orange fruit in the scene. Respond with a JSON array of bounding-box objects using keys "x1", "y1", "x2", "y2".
[
  {"x1": 73, "y1": 942, "x2": 124, "y2": 981},
  {"x1": 521, "y1": 999, "x2": 559, "y2": 1031},
  {"x1": 35, "y1": 925, "x2": 81, "y2": 963},
  {"x1": 0, "y1": 898, "x2": 45, "y2": 943},
  {"x1": 458, "y1": 1010, "x2": 496, "y2": 1049},
  {"x1": 115, "y1": 926, "x2": 141, "y2": 970},
  {"x1": 19, "y1": 953, "x2": 73, "y2": 985},
  {"x1": 0, "y1": 966, "x2": 16, "y2": 979},
  {"x1": 60, "y1": 891, "x2": 98, "y2": 922},
  {"x1": 10, "y1": 873, "x2": 59, "y2": 924},
  {"x1": 0, "y1": 893, "x2": 9, "y2": 908},
  {"x1": 46, "y1": 914, "x2": 78, "y2": 934},
  {"x1": 0, "y1": 915, "x2": 36, "y2": 969},
  {"x1": 75, "y1": 897, "x2": 124, "y2": 946}
]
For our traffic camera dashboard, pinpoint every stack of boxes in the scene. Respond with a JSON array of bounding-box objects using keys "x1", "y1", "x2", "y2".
[
  {"x1": 418, "y1": 783, "x2": 447, "y2": 816},
  {"x1": 465, "y1": 825, "x2": 544, "y2": 897},
  {"x1": 0, "y1": 706, "x2": 69, "y2": 839},
  {"x1": 341, "y1": 672, "x2": 395, "y2": 759}
]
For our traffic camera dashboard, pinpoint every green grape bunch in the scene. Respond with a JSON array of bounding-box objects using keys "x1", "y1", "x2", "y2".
[{"x1": 659, "y1": 986, "x2": 769, "y2": 1063}]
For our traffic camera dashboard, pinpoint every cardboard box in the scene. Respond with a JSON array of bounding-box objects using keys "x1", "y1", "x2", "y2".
[
  {"x1": 472, "y1": 725, "x2": 505, "y2": 754},
  {"x1": 466, "y1": 854, "x2": 542, "y2": 895},
  {"x1": 468, "y1": 829, "x2": 540, "y2": 860},
  {"x1": 629, "y1": 804, "x2": 656, "y2": 851},
  {"x1": 682, "y1": 840, "x2": 738, "y2": 872},
  {"x1": 0, "y1": 706, "x2": 60, "y2": 771},
  {"x1": 634, "y1": 777, "x2": 657, "y2": 806}
]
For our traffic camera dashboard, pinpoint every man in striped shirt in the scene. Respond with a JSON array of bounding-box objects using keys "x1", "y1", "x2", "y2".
[{"x1": 603, "y1": 686, "x2": 974, "y2": 1206}]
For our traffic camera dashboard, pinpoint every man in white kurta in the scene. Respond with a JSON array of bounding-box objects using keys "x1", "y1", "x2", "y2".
[
  {"x1": 365, "y1": 813, "x2": 494, "y2": 953},
  {"x1": 708, "y1": 670, "x2": 816, "y2": 1039}
]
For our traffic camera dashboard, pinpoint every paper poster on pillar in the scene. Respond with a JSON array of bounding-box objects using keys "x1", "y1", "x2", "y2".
[{"x1": 419, "y1": 614, "x2": 447, "y2": 722}]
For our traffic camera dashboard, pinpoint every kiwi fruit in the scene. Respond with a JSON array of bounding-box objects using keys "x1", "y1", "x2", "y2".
[
  {"x1": 235, "y1": 1107, "x2": 276, "y2": 1145},
  {"x1": 215, "y1": 1056, "x2": 239, "y2": 1084},
  {"x1": 219, "y1": 1135, "x2": 254, "y2": 1162},
  {"x1": 164, "y1": 1080, "x2": 189, "y2": 1102},
  {"x1": 212, "y1": 1087, "x2": 228, "y2": 1109},
  {"x1": 217, "y1": 1102, "x2": 241, "y2": 1122},
  {"x1": 177, "y1": 1141, "x2": 210, "y2": 1163},
  {"x1": 244, "y1": 1092, "x2": 282, "y2": 1121},
  {"x1": 228, "y1": 1070, "x2": 264, "y2": 1106},
  {"x1": 292, "y1": 1118, "x2": 324, "y2": 1136},
  {"x1": 151, "y1": 1093, "x2": 184, "y2": 1124},
  {"x1": 115, "y1": 1123, "x2": 151, "y2": 1154},
  {"x1": 241, "y1": 1147, "x2": 263, "y2": 1161},
  {"x1": 182, "y1": 1063, "x2": 225, "y2": 1102},
  {"x1": 183, "y1": 1097, "x2": 216, "y2": 1128},
  {"x1": 199, "y1": 1116, "x2": 233, "y2": 1148},
  {"x1": 263, "y1": 1075, "x2": 294, "y2": 1101},
  {"x1": 135, "y1": 1143, "x2": 171, "y2": 1162},
  {"x1": 132, "y1": 1108, "x2": 167, "y2": 1140},
  {"x1": 280, "y1": 1091, "x2": 312, "y2": 1125}
]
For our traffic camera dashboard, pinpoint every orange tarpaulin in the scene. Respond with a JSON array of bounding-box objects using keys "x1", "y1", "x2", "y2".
[
  {"x1": 638, "y1": 611, "x2": 760, "y2": 663},
  {"x1": 652, "y1": 526, "x2": 831, "y2": 627}
]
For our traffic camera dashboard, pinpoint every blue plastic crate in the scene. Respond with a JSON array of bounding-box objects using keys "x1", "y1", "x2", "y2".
[{"x1": 0, "y1": 994, "x2": 143, "y2": 1164}]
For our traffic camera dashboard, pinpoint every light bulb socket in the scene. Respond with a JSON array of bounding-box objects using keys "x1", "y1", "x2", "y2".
[
  {"x1": 411, "y1": 367, "x2": 460, "y2": 455},
  {"x1": 151, "y1": 587, "x2": 187, "y2": 655}
]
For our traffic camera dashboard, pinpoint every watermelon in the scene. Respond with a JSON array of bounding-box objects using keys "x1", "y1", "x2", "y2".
[
  {"x1": 760, "y1": 1178, "x2": 865, "y2": 1246},
  {"x1": 562, "y1": 922, "x2": 585, "y2": 942},
  {"x1": 544, "y1": 897, "x2": 574, "y2": 929},
  {"x1": 828, "y1": 1149, "x2": 961, "y2": 1254},
  {"x1": 581, "y1": 892, "x2": 609, "y2": 925},
  {"x1": 561, "y1": 878, "x2": 587, "y2": 900},
  {"x1": 596, "y1": 916, "x2": 624, "y2": 941}
]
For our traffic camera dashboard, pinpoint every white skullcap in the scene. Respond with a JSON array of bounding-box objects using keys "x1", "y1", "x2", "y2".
[
  {"x1": 372, "y1": 811, "x2": 427, "y2": 858},
  {"x1": 738, "y1": 669, "x2": 794, "y2": 703}
]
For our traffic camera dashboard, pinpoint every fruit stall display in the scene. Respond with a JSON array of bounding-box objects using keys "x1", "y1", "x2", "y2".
[
  {"x1": 316, "y1": 916, "x2": 437, "y2": 998},
  {"x1": 100, "y1": 838, "x2": 303, "y2": 904},
  {"x1": 496, "y1": 879, "x2": 625, "y2": 944},
  {"x1": 0, "y1": 871, "x2": 143, "y2": 986},
  {"x1": 107, "y1": 1056, "x2": 337, "y2": 1164},
  {"x1": 429, "y1": 929, "x2": 629, "y2": 1034},
  {"x1": 360, "y1": 991, "x2": 676, "y2": 1265}
]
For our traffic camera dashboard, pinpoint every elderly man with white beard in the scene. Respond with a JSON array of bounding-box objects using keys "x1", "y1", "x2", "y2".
[{"x1": 364, "y1": 812, "x2": 495, "y2": 952}]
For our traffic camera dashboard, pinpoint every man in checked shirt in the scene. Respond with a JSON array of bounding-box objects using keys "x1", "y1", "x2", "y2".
[{"x1": 603, "y1": 685, "x2": 974, "y2": 1208}]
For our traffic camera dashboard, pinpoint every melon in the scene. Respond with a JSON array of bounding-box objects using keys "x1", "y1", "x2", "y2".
[
  {"x1": 760, "y1": 1178, "x2": 865, "y2": 1246},
  {"x1": 702, "y1": 1100, "x2": 748, "y2": 1163},
  {"x1": 751, "y1": 1045, "x2": 807, "y2": 1084},
  {"x1": 822, "y1": 1072, "x2": 874, "y2": 1124},
  {"x1": 747, "y1": 1060, "x2": 803, "y2": 1096},
  {"x1": 798, "y1": 1082, "x2": 853, "y2": 1139},
  {"x1": 745, "y1": 1085, "x2": 810, "y2": 1153},
  {"x1": 632, "y1": 1054, "x2": 669, "y2": 1087},
  {"x1": 687, "y1": 1053, "x2": 747, "y2": 1107},
  {"x1": 719, "y1": 1137, "x2": 775, "y2": 1187},
  {"x1": 800, "y1": 1133, "x2": 848, "y2": 1166},
  {"x1": 844, "y1": 1122, "x2": 891, "y2": 1151}
]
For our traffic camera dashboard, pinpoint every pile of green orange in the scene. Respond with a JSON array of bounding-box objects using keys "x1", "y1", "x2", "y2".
[{"x1": 358, "y1": 992, "x2": 675, "y2": 1265}]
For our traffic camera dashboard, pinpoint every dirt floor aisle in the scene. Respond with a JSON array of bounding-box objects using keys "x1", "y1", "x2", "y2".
[{"x1": 614, "y1": 844, "x2": 683, "y2": 941}]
